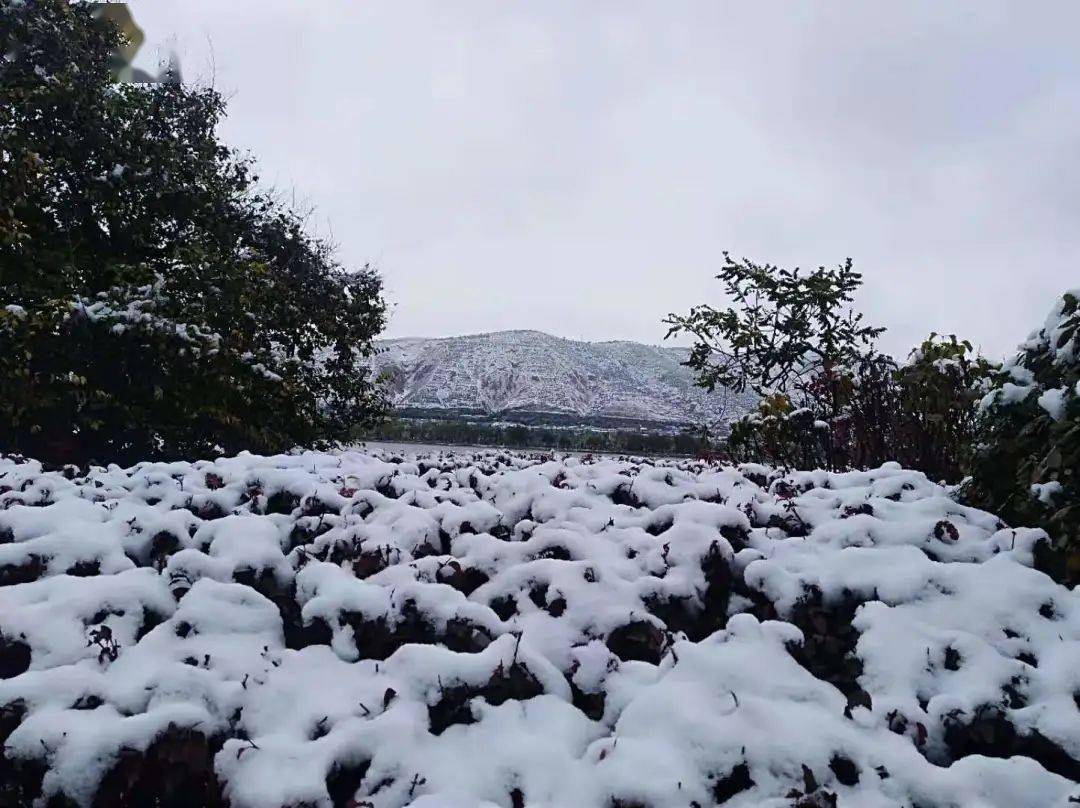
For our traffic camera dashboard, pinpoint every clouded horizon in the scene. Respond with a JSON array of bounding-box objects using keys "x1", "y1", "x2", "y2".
[{"x1": 130, "y1": 1, "x2": 1079, "y2": 360}]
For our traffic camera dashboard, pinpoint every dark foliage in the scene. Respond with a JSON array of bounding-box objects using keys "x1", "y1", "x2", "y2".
[
  {"x1": 359, "y1": 417, "x2": 713, "y2": 456},
  {"x1": 667, "y1": 255, "x2": 994, "y2": 480},
  {"x1": 664, "y1": 253, "x2": 883, "y2": 402},
  {"x1": 0, "y1": 0, "x2": 387, "y2": 466},
  {"x1": 964, "y1": 290, "x2": 1080, "y2": 582}
]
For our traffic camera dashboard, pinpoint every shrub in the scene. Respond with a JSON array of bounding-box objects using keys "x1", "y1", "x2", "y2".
[
  {"x1": 964, "y1": 290, "x2": 1080, "y2": 581},
  {"x1": 0, "y1": 1, "x2": 387, "y2": 465},
  {"x1": 667, "y1": 256, "x2": 994, "y2": 480},
  {"x1": 725, "y1": 393, "x2": 827, "y2": 470},
  {"x1": 889, "y1": 334, "x2": 996, "y2": 482}
]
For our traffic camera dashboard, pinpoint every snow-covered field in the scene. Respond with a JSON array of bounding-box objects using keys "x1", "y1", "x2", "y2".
[{"x1": 1, "y1": 448, "x2": 1078, "y2": 807}]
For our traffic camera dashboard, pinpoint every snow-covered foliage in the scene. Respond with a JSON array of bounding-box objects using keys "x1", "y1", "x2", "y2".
[
  {"x1": 1, "y1": 448, "x2": 1078, "y2": 807},
  {"x1": 967, "y1": 289, "x2": 1080, "y2": 582},
  {"x1": 725, "y1": 336, "x2": 995, "y2": 483},
  {"x1": 1, "y1": 0, "x2": 387, "y2": 468}
]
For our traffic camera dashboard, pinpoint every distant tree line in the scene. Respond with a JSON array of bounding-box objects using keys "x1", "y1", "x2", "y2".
[{"x1": 357, "y1": 418, "x2": 711, "y2": 456}]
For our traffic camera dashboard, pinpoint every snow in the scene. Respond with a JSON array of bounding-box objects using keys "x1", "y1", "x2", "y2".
[
  {"x1": 1038, "y1": 388, "x2": 1069, "y2": 421},
  {"x1": 372, "y1": 330, "x2": 756, "y2": 428},
  {"x1": 0, "y1": 448, "x2": 1078, "y2": 807},
  {"x1": 1042, "y1": 289, "x2": 1080, "y2": 366},
  {"x1": 981, "y1": 289, "x2": 1077, "y2": 425},
  {"x1": 1033, "y1": 481, "x2": 1064, "y2": 505},
  {"x1": 979, "y1": 380, "x2": 1035, "y2": 413}
]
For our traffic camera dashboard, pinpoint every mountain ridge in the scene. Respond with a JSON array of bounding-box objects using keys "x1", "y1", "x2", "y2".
[{"x1": 371, "y1": 329, "x2": 753, "y2": 430}]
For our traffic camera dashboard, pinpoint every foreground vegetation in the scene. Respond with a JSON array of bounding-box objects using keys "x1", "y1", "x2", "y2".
[{"x1": 1, "y1": 450, "x2": 1075, "y2": 806}]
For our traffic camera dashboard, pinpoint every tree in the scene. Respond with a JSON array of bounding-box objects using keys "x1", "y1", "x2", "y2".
[
  {"x1": 892, "y1": 334, "x2": 995, "y2": 481},
  {"x1": 665, "y1": 255, "x2": 882, "y2": 400},
  {"x1": 665, "y1": 254, "x2": 883, "y2": 469},
  {"x1": 964, "y1": 290, "x2": 1080, "y2": 582},
  {"x1": 667, "y1": 256, "x2": 994, "y2": 479},
  {"x1": 1, "y1": 0, "x2": 387, "y2": 465}
]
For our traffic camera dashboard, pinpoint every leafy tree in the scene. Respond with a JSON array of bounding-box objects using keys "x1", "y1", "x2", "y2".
[
  {"x1": 964, "y1": 290, "x2": 1080, "y2": 582},
  {"x1": 667, "y1": 256, "x2": 994, "y2": 479},
  {"x1": 1, "y1": 0, "x2": 387, "y2": 465},
  {"x1": 665, "y1": 254, "x2": 882, "y2": 403},
  {"x1": 665, "y1": 254, "x2": 883, "y2": 469}
]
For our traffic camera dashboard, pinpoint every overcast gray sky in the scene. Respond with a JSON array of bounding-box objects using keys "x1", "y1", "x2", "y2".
[{"x1": 129, "y1": 1, "x2": 1079, "y2": 359}]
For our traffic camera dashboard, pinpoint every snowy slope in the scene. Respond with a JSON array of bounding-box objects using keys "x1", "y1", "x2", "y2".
[
  {"x1": 372, "y1": 331, "x2": 753, "y2": 427},
  {"x1": 1, "y1": 449, "x2": 1078, "y2": 807}
]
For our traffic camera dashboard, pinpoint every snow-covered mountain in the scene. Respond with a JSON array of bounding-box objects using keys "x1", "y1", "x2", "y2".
[{"x1": 371, "y1": 330, "x2": 752, "y2": 429}]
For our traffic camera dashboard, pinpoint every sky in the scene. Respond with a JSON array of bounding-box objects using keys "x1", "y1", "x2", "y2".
[{"x1": 129, "y1": 1, "x2": 1080, "y2": 360}]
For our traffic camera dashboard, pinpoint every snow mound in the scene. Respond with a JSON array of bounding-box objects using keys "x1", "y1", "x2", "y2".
[{"x1": 1, "y1": 449, "x2": 1078, "y2": 807}]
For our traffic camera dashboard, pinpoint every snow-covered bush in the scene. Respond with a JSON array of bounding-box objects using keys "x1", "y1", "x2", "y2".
[
  {"x1": 965, "y1": 289, "x2": 1080, "y2": 582},
  {"x1": 0, "y1": 1, "x2": 387, "y2": 466},
  {"x1": 727, "y1": 337, "x2": 992, "y2": 480},
  {"x1": 1, "y1": 447, "x2": 1078, "y2": 807}
]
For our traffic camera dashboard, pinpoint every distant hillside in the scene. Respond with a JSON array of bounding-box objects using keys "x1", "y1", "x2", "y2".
[{"x1": 370, "y1": 330, "x2": 753, "y2": 431}]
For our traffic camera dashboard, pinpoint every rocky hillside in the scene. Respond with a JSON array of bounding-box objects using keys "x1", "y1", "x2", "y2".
[{"x1": 372, "y1": 331, "x2": 753, "y2": 429}]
